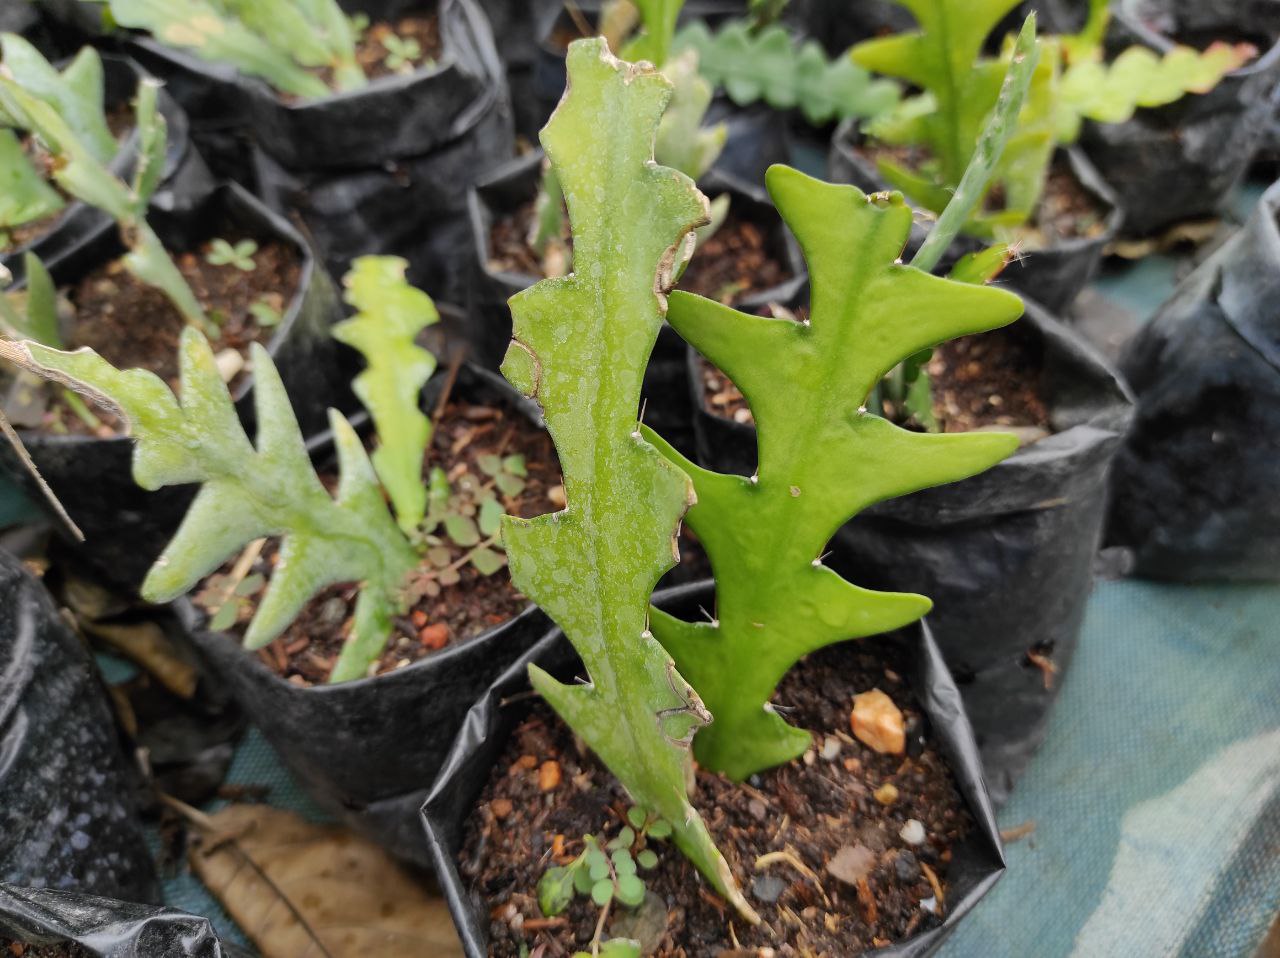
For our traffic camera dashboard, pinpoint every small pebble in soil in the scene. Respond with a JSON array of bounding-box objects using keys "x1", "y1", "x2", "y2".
[
  {"x1": 874, "y1": 782, "x2": 900, "y2": 805},
  {"x1": 751, "y1": 875, "x2": 788, "y2": 904},
  {"x1": 820, "y1": 735, "x2": 842, "y2": 760},
  {"x1": 851, "y1": 688, "x2": 906, "y2": 755},
  {"x1": 538, "y1": 760, "x2": 561, "y2": 792},
  {"x1": 826, "y1": 843, "x2": 877, "y2": 886},
  {"x1": 896, "y1": 850, "x2": 922, "y2": 883},
  {"x1": 900, "y1": 819, "x2": 927, "y2": 846}
]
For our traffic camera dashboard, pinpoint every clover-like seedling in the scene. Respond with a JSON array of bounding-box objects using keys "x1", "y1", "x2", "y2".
[
  {"x1": 383, "y1": 34, "x2": 423, "y2": 73},
  {"x1": 248, "y1": 297, "x2": 284, "y2": 328},
  {"x1": 0, "y1": 35, "x2": 213, "y2": 335},
  {"x1": 851, "y1": 0, "x2": 1254, "y2": 237},
  {"x1": 537, "y1": 811, "x2": 670, "y2": 958},
  {"x1": 102, "y1": 0, "x2": 365, "y2": 98},
  {"x1": 500, "y1": 38, "x2": 754, "y2": 920},
  {"x1": 205, "y1": 238, "x2": 258, "y2": 272}
]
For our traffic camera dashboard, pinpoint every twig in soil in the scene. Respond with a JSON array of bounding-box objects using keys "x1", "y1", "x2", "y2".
[
  {"x1": 1000, "y1": 820, "x2": 1037, "y2": 843},
  {"x1": 205, "y1": 537, "x2": 267, "y2": 620},
  {"x1": 430, "y1": 352, "x2": 464, "y2": 433},
  {"x1": 920, "y1": 861, "x2": 946, "y2": 914},
  {"x1": 0, "y1": 407, "x2": 82, "y2": 541},
  {"x1": 563, "y1": 0, "x2": 592, "y2": 38},
  {"x1": 755, "y1": 849, "x2": 831, "y2": 906}
]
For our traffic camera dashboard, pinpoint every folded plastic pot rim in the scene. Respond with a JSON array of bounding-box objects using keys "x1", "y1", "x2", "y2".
[
  {"x1": 421, "y1": 579, "x2": 1006, "y2": 958},
  {"x1": 829, "y1": 118, "x2": 1125, "y2": 315},
  {"x1": 128, "y1": 0, "x2": 507, "y2": 170},
  {"x1": 0, "y1": 883, "x2": 249, "y2": 958},
  {"x1": 172, "y1": 363, "x2": 552, "y2": 867},
  {"x1": 0, "y1": 53, "x2": 203, "y2": 286}
]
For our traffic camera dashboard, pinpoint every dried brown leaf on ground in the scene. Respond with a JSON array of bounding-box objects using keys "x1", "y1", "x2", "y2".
[
  {"x1": 81, "y1": 619, "x2": 198, "y2": 699},
  {"x1": 186, "y1": 803, "x2": 462, "y2": 957}
]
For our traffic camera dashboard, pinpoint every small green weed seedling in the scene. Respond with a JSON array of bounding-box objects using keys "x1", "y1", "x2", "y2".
[
  {"x1": 537, "y1": 809, "x2": 672, "y2": 958},
  {"x1": 205, "y1": 238, "x2": 258, "y2": 272}
]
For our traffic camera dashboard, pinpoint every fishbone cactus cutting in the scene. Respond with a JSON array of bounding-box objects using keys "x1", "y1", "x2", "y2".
[
  {"x1": 332, "y1": 255, "x2": 438, "y2": 533},
  {"x1": 646, "y1": 166, "x2": 1025, "y2": 781},
  {"x1": 851, "y1": 0, "x2": 1253, "y2": 236},
  {"x1": 0, "y1": 330, "x2": 419, "y2": 683},
  {"x1": 498, "y1": 38, "x2": 755, "y2": 922}
]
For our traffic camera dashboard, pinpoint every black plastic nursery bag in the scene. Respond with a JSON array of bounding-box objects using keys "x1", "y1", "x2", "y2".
[
  {"x1": 421, "y1": 581, "x2": 1006, "y2": 958},
  {"x1": 1080, "y1": 1, "x2": 1280, "y2": 236},
  {"x1": 177, "y1": 365, "x2": 550, "y2": 870},
  {"x1": 1107, "y1": 178, "x2": 1280, "y2": 580},
  {"x1": 0, "y1": 550, "x2": 157, "y2": 905}
]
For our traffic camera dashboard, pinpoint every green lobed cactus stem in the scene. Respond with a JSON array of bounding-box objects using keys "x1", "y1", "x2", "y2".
[
  {"x1": 646, "y1": 165, "x2": 1025, "y2": 781},
  {"x1": 674, "y1": 20, "x2": 901, "y2": 126},
  {"x1": 851, "y1": 0, "x2": 1256, "y2": 236},
  {"x1": 499, "y1": 38, "x2": 757, "y2": 923},
  {"x1": 332, "y1": 256, "x2": 439, "y2": 533},
  {"x1": 911, "y1": 15, "x2": 1039, "y2": 274},
  {"x1": 622, "y1": 0, "x2": 682, "y2": 67},
  {"x1": 102, "y1": 0, "x2": 358, "y2": 98},
  {"x1": 0, "y1": 329, "x2": 419, "y2": 683},
  {"x1": 0, "y1": 42, "x2": 213, "y2": 334},
  {"x1": 0, "y1": 37, "x2": 119, "y2": 239}
]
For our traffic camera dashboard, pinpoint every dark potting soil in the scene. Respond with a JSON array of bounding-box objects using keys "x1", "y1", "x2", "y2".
[
  {"x1": 1, "y1": 104, "x2": 134, "y2": 254},
  {"x1": 679, "y1": 215, "x2": 794, "y2": 306},
  {"x1": 489, "y1": 202, "x2": 794, "y2": 305},
  {"x1": 35, "y1": 234, "x2": 301, "y2": 437},
  {"x1": 855, "y1": 143, "x2": 1107, "y2": 247},
  {"x1": 0, "y1": 940, "x2": 91, "y2": 957},
  {"x1": 697, "y1": 307, "x2": 1052, "y2": 437},
  {"x1": 199, "y1": 394, "x2": 563, "y2": 685},
  {"x1": 462, "y1": 635, "x2": 972, "y2": 956},
  {"x1": 307, "y1": 14, "x2": 444, "y2": 91}
]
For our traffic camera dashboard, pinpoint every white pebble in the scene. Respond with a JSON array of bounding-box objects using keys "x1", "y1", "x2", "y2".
[{"x1": 900, "y1": 819, "x2": 926, "y2": 846}]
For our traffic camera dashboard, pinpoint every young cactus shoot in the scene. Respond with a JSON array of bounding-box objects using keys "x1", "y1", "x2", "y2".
[{"x1": 499, "y1": 38, "x2": 756, "y2": 922}]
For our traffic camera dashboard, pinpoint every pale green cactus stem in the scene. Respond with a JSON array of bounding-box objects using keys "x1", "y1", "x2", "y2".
[
  {"x1": 673, "y1": 20, "x2": 901, "y2": 126},
  {"x1": 332, "y1": 255, "x2": 439, "y2": 533},
  {"x1": 912, "y1": 15, "x2": 1039, "y2": 272},
  {"x1": 103, "y1": 0, "x2": 363, "y2": 98},
  {"x1": 0, "y1": 39, "x2": 117, "y2": 241},
  {"x1": 499, "y1": 37, "x2": 757, "y2": 923},
  {"x1": 0, "y1": 37, "x2": 213, "y2": 335},
  {"x1": 645, "y1": 166, "x2": 1026, "y2": 781},
  {"x1": 0, "y1": 330, "x2": 420, "y2": 683},
  {"x1": 852, "y1": 1, "x2": 1255, "y2": 236}
]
